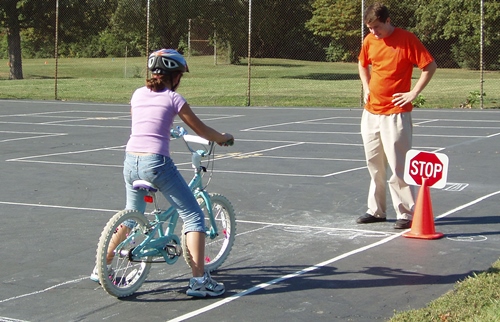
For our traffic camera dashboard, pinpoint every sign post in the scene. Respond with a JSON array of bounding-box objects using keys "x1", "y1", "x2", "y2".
[{"x1": 403, "y1": 150, "x2": 449, "y2": 239}]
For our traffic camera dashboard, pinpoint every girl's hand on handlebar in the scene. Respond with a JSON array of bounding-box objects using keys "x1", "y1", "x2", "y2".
[{"x1": 218, "y1": 133, "x2": 234, "y2": 146}]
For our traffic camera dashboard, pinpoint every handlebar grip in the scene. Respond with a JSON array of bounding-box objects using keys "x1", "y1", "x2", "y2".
[
  {"x1": 222, "y1": 138, "x2": 234, "y2": 146},
  {"x1": 170, "y1": 126, "x2": 187, "y2": 138}
]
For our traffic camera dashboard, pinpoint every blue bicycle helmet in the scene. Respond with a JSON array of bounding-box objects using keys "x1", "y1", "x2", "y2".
[{"x1": 147, "y1": 49, "x2": 189, "y2": 75}]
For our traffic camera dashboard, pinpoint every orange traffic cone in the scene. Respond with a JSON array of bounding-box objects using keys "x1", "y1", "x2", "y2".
[{"x1": 403, "y1": 177, "x2": 444, "y2": 239}]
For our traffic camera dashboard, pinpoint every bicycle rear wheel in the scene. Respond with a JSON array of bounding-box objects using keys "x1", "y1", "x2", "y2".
[
  {"x1": 95, "y1": 209, "x2": 152, "y2": 297},
  {"x1": 182, "y1": 193, "x2": 236, "y2": 272}
]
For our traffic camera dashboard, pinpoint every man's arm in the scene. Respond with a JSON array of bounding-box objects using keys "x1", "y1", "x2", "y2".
[
  {"x1": 392, "y1": 60, "x2": 437, "y2": 107},
  {"x1": 358, "y1": 61, "x2": 371, "y2": 103}
]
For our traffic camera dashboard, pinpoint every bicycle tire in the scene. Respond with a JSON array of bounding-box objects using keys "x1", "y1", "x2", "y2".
[
  {"x1": 95, "y1": 209, "x2": 152, "y2": 297},
  {"x1": 182, "y1": 193, "x2": 236, "y2": 272}
]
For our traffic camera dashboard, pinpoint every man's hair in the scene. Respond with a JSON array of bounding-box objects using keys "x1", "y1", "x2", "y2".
[{"x1": 363, "y1": 3, "x2": 390, "y2": 24}]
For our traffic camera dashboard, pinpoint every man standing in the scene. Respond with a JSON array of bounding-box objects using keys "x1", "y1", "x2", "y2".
[{"x1": 356, "y1": 3, "x2": 437, "y2": 229}]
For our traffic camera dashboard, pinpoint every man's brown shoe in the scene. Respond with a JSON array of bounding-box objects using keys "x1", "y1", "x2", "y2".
[
  {"x1": 356, "y1": 213, "x2": 387, "y2": 224},
  {"x1": 394, "y1": 219, "x2": 412, "y2": 229}
]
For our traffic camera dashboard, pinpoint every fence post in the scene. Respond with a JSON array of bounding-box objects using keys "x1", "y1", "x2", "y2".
[
  {"x1": 480, "y1": 0, "x2": 484, "y2": 109},
  {"x1": 360, "y1": 0, "x2": 365, "y2": 108},
  {"x1": 188, "y1": 19, "x2": 191, "y2": 58},
  {"x1": 214, "y1": 29, "x2": 217, "y2": 66},
  {"x1": 146, "y1": 0, "x2": 151, "y2": 79},
  {"x1": 246, "y1": 0, "x2": 252, "y2": 106},
  {"x1": 54, "y1": 0, "x2": 59, "y2": 100}
]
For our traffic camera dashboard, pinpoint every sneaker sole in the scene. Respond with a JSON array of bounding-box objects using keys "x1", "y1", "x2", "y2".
[
  {"x1": 186, "y1": 290, "x2": 225, "y2": 297},
  {"x1": 356, "y1": 218, "x2": 386, "y2": 224},
  {"x1": 90, "y1": 274, "x2": 100, "y2": 283}
]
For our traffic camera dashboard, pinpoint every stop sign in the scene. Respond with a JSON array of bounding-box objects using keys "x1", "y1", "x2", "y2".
[{"x1": 404, "y1": 150, "x2": 449, "y2": 189}]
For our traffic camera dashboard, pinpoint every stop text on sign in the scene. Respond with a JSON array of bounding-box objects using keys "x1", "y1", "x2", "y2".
[
  {"x1": 404, "y1": 150, "x2": 449, "y2": 189},
  {"x1": 410, "y1": 160, "x2": 443, "y2": 179}
]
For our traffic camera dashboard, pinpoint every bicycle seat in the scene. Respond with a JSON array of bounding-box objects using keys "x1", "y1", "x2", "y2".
[{"x1": 132, "y1": 180, "x2": 158, "y2": 192}]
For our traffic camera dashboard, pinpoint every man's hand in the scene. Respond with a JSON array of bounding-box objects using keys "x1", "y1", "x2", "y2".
[
  {"x1": 392, "y1": 91, "x2": 417, "y2": 107},
  {"x1": 364, "y1": 90, "x2": 370, "y2": 104}
]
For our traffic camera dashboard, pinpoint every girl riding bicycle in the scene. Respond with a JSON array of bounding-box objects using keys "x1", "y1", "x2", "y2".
[{"x1": 91, "y1": 49, "x2": 234, "y2": 297}]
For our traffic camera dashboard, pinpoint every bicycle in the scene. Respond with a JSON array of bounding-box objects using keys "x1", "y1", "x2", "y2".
[{"x1": 94, "y1": 127, "x2": 236, "y2": 298}]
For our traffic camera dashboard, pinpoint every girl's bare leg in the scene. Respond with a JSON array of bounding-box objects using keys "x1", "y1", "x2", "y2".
[
  {"x1": 106, "y1": 225, "x2": 131, "y2": 264},
  {"x1": 185, "y1": 231, "x2": 205, "y2": 277}
]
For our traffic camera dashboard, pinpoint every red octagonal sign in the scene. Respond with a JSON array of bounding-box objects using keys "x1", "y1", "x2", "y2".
[{"x1": 404, "y1": 150, "x2": 449, "y2": 189}]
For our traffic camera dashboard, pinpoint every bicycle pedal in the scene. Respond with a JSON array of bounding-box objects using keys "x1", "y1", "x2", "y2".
[{"x1": 164, "y1": 243, "x2": 182, "y2": 257}]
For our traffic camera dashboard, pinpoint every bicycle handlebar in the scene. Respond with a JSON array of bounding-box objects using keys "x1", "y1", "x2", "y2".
[
  {"x1": 183, "y1": 134, "x2": 210, "y2": 146},
  {"x1": 170, "y1": 126, "x2": 233, "y2": 156}
]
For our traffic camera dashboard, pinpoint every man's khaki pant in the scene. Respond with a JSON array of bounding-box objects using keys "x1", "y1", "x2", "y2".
[{"x1": 360, "y1": 109, "x2": 415, "y2": 220}]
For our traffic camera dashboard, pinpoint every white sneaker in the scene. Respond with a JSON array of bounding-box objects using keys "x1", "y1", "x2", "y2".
[
  {"x1": 90, "y1": 265, "x2": 113, "y2": 283},
  {"x1": 186, "y1": 272, "x2": 225, "y2": 297}
]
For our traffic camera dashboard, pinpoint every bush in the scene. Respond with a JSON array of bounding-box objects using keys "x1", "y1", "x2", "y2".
[{"x1": 325, "y1": 41, "x2": 350, "y2": 63}]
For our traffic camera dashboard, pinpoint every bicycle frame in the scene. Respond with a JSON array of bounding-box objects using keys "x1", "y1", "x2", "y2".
[{"x1": 116, "y1": 133, "x2": 219, "y2": 264}]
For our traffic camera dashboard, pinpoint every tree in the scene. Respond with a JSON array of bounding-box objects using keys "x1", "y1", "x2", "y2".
[
  {"x1": 413, "y1": 0, "x2": 500, "y2": 70},
  {"x1": 1, "y1": 1, "x2": 62, "y2": 77},
  {"x1": 1, "y1": 0, "x2": 117, "y2": 79},
  {"x1": 102, "y1": 0, "x2": 203, "y2": 57},
  {"x1": 1, "y1": 0, "x2": 24, "y2": 79},
  {"x1": 306, "y1": 0, "x2": 421, "y2": 62},
  {"x1": 202, "y1": 0, "x2": 249, "y2": 63},
  {"x1": 150, "y1": 0, "x2": 202, "y2": 51},
  {"x1": 306, "y1": 0, "x2": 361, "y2": 62},
  {"x1": 202, "y1": 0, "x2": 326, "y2": 63},
  {"x1": 56, "y1": 0, "x2": 118, "y2": 57},
  {"x1": 249, "y1": 0, "x2": 324, "y2": 60},
  {"x1": 100, "y1": 0, "x2": 145, "y2": 57}
]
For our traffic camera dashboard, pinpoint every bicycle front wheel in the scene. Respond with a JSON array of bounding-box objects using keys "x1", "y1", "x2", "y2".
[
  {"x1": 182, "y1": 193, "x2": 236, "y2": 272},
  {"x1": 95, "y1": 209, "x2": 152, "y2": 298}
]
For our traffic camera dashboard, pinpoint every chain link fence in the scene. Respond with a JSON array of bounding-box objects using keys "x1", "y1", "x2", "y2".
[{"x1": 1, "y1": 0, "x2": 499, "y2": 108}]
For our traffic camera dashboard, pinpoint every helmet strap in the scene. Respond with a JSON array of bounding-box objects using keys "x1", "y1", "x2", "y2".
[{"x1": 170, "y1": 73, "x2": 182, "y2": 92}]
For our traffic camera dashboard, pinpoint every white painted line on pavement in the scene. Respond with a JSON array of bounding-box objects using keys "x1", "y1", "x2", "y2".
[{"x1": 167, "y1": 189, "x2": 500, "y2": 322}]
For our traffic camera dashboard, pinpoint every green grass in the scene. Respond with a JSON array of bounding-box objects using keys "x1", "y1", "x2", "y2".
[
  {"x1": 1, "y1": 56, "x2": 499, "y2": 108},
  {"x1": 389, "y1": 259, "x2": 500, "y2": 322}
]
